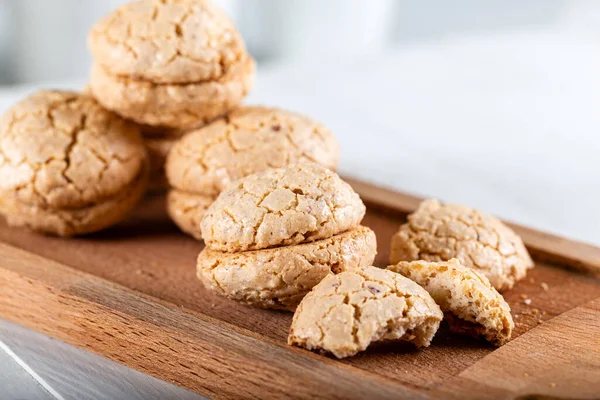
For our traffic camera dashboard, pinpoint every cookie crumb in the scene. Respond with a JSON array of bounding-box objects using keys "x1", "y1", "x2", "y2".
[
  {"x1": 528, "y1": 277, "x2": 535, "y2": 284},
  {"x1": 540, "y1": 282, "x2": 549, "y2": 291},
  {"x1": 550, "y1": 383, "x2": 556, "y2": 388},
  {"x1": 520, "y1": 293, "x2": 528, "y2": 299},
  {"x1": 524, "y1": 372, "x2": 529, "y2": 377},
  {"x1": 523, "y1": 298, "x2": 532, "y2": 305}
]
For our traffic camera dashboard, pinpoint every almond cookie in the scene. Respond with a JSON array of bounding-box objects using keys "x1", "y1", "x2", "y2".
[
  {"x1": 0, "y1": 90, "x2": 148, "y2": 236},
  {"x1": 387, "y1": 259, "x2": 514, "y2": 346},
  {"x1": 89, "y1": 56, "x2": 254, "y2": 129},
  {"x1": 166, "y1": 107, "x2": 340, "y2": 239},
  {"x1": 197, "y1": 226, "x2": 377, "y2": 310},
  {"x1": 88, "y1": 0, "x2": 247, "y2": 84},
  {"x1": 390, "y1": 199, "x2": 533, "y2": 291},
  {"x1": 167, "y1": 190, "x2": 214, "y2": 239},
  {"x1": 288, "y1": 266, "x2": 443, "y2": 358},
  {"x1": 201, "y1": 164, "x2": 364, "y2": 252},
  {"x1": 166, "y1": 106, "x2": 340, "y2": 197}
]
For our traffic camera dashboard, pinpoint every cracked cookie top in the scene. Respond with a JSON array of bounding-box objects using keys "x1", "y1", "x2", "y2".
[
  {"x1": 165, "y1": 106, "x2": 339, "y2": 197},
  {"x1": 390, "y1": 199, "x2": 533, "y2": 291},
  {"x1": 88, "y1": 0, "x2": 247, "y2": 84},
  {"x1": 0, "y1": 90, "x2": 147, "y2": 209},
  {"x1": 201, "y1": 164, "x2": 365, "y2": 252},
  {"x1": 288, "y1": 266, "x2": 443, "y2": 359},
  {"x1": 388, "y1": 259, "x2": 513, "y2": 346}
]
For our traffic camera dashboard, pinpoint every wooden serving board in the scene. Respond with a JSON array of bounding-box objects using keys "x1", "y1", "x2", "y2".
[{"x1": 1, "y1": 179, "x2": 599, "y2": 400}]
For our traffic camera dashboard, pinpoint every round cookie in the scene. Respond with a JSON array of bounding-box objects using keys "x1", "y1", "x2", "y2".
[
  {"x1": 0, "y1": 90, "x2": 148, "y2": 236},
  {"x1": 88, "y1": 0, "x2": 247, "y2": 84},
  {"x1": 387, "y1": 258, "x2": 514, "y2": 346},
  {"x1": 288, "y1": 266, "x2": 443, "y2": 359},
  {"x1": 197, "y1": 226, "x2": 377, "y2": 310},
  {"x1": 166, "y1": 106, "x2": 340, "y2": 197},
  {"x1": 89, "y1": 56, "x2": 254, "y2": 129},
  {"x1": 201, "y1": 164, "x2": 365, "y2": 252},
  {"x1": 390, "y1": 199, "x2": 533, "y2": 291},
  {"x1": 167, "y1": 190, "x2": 214, "y2": 239},
  {"x1": 145, "y1": 135, "x2": 178, "y2": 191}
]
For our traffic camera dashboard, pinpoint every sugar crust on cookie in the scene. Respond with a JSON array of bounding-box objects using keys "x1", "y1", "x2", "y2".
[{"x1": 201, "y1": 164, "x2": 364, "y2": 252}]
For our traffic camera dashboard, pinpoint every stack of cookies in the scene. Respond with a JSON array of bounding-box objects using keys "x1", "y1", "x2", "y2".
[
  {"x1": 0, "y1": 90, "x2": 149, "y2": 236},
  {"x1": 165, "y1": 106, "x2": 340, "y2": 239},
  {"x1": 87, "y1": 0, "x2": 255, "y2": 190},
  {"x1": 196, "y1": 164, "x2": 378, "y2": 310}
]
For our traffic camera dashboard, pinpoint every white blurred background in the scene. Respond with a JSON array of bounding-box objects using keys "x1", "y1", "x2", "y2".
[
  {"x1": 0, "y1": 0, "x2": 599, "y2": 245},
  {"x1": 1, "y1": 0, "x2": 600, "y2": 84}
]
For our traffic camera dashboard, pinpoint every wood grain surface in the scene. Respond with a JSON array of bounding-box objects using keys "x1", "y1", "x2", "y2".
[{"x1": 0, "y1": 181, "x2": 599, "y2": 399}]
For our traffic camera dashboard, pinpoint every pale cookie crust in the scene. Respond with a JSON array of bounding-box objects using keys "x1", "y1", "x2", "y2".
[
  {"x1": 165, "y1": 106, "x2": 339, "y2": 197},
  {"x1": 390, "y1": 199, "x2": 533, "y2": 291},
  {"x1": 167, "y1": 189, "x2": 214, "y2": 239},
  {"x1": 288, "y1": 266, "x2": 443, "y2": 358},
  {"x1": 387, "y1": 259, "x2": 514, "y2": 346},
  {"x1": 88, "y1": 0, "x2": 247, "y2": 84},
  {"x1": 145, "y1": 136, "x2": 177, "y2": 191},
  {"x1": 201, "y1": 164, "x2": 365, "y2": 252},
  {"x1": 197, "y1": 226, "x2": 377, "y2": 310},
  {"x1": 89, "y1": 56, "x2": 254, "y2": 129},
  {"x1": 0, "y1": 90, "x2": 149, "y2": 235},
  {"x1": 1, "y1": 165, "x2": 148, "y2": 236}
]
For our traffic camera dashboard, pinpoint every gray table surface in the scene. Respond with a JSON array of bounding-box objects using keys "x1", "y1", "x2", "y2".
[{"x1": 0, "y1": 319, "x2": 205, "y2": 400}]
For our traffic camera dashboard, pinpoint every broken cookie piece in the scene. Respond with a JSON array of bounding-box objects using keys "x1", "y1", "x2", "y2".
[
  {"x1": 390, "y1": 199, "x2": 533, "y2": 291},
  {"x1": 388, "y1": 258, "x2": 513, "y2": 346},
  {"x1": 288, "y1": 266, "x2": 443, "y2": 358}
]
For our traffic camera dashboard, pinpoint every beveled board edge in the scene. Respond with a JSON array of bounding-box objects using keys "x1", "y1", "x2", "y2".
[{"x1": 345, "y1": 177, "x2": 600, "y2": 277}]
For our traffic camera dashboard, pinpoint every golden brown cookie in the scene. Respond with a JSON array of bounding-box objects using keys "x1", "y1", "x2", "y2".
[
  {"x1": 201, "y1": 164, "x2": 365, "y2": 252},
  {"x1": 88, "y1": 0, "x2": 247, "y2": 84},
  {"x1": 89, "y1": 56, "x2": 254, "y2": 129},
  {"x1": 390, "y1": 199, "x2": 533, "y2": 291},
  {"x1": 167, "y1": 190, "x2": 214, "y2": 239},
  {"x1": 197, "y1": 226, "x2": 377, "y2": 310},
  {"x1": 288, "y1": 266, "x2": 443, "y2": 358},
  {"x1": 0, "y1": 90, "x2": 148, "y2": 236},
  {"x1": 166, "y1": 106, "x2": 340, "y2": 197},
  {"x1": 387, "y1": 259, "x2": 514, "y2": 346}
]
